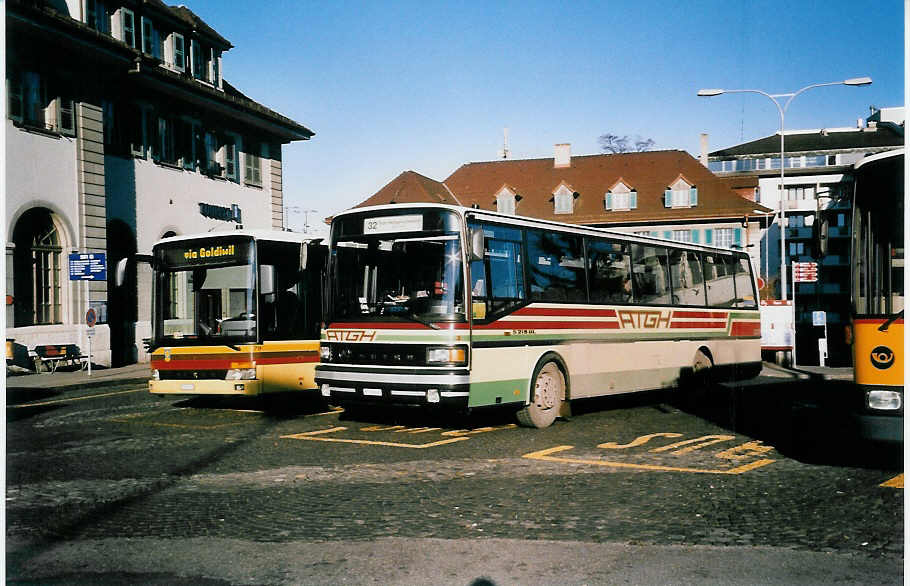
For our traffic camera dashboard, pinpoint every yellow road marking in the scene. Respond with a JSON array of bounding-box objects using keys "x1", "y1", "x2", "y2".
[
  {"x1": 881, "y1": 474, "x2": 903, "y2": 488},
  {"x1": 649, "y1": 435, "x2": 736, "y2": 455},
  {"x1": 523, "y1": 445, "x2": 775, "y2": 475},
  {"x1": 281, "y1": 426, "x2": 470, "y2": 449},
  {"x1": 9, "y1": 388, "x2": 143, "y2": 409}
]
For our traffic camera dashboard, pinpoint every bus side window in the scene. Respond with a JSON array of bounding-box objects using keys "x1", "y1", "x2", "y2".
[
  {"x1": 733, "y1": 255, "x2": 757, "y2": 308},
  {"x1": 669, "y1": 249, "x2": 706, "y2": 306},
  {"x1": 632, "y1": 244, "x2": 671, "y2": 305},
  {"x1": 703, "y1": 253, "x2": 736, "y2": 307},
  {"x1": 527, "y1": 230, "x2": 586, "y2": 303},
  {"x1": 468, "y1": 222, "x2": 525, "y2": 318},
  {"x1": 587, "y1": 239, "x2": 632, "y2": 304}
]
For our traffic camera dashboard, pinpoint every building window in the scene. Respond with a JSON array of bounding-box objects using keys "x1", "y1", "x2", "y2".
[
  {"x1": 121, "y1": 8, "x2": 136, "y2": 48},
  {"x1": 671, "y1": 230, "x2": 691, "y2": 243},
  {"x1": 154, "y1": 116, "x2": 176, "y2": 164},
  {"x1": 12, "y1": 209, "x2": 63, "y2": 326},
  {"x1": 204, "y1": 131, "x2": 220, "y2": 175},
  {"x1": 553, "y1": 184, "x2": 574, "y2": 214},
  {"x1": 244, "y1": 142, "x2": 262, "y2": 186},
  {"x1": 191, "y1": 40, "x2": 213, "y2": 83},
  {"x1": 141, "y1": 17, "x2": 160, "y2": 58},
  {"x1": 714, "y1": 228, "x2": 733, "y2": 249},
  {"x1": 495, "y1": 187, "x2": 516, "y2": 214},
  {"x1": 605, "y1": 182, "x2": 637, "y2": 211},
  {"x1": 176, "y1": 119, "x2": 196, "y2": 170},
  {"x1": 665, "y1": 178, "x2": 697, "y2": 208},
  {"x1": 789, "y1": 242, "x2": 805, "y2": 256}
]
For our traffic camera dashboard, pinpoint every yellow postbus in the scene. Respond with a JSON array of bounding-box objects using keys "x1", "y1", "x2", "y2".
[
  {"x1": 847, "y1": 149, "x2": 904, "y2": 441},
  {"x1": 138, "y1": 230, "x2": 325, "y2": 396}
]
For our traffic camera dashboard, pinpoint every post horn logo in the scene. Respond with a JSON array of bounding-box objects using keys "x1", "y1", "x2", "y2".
[{"x1": 870, "y1": 346, "x2": 895, "y2": 370}]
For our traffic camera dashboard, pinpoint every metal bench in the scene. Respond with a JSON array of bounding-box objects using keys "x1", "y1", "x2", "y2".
[{"x1": 32, "y1": 344, "x2": 88, "y2": 373}]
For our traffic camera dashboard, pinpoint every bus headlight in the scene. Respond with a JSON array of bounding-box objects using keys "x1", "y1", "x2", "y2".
[
  {"x1": 426, "y1": 346, "x2": 467, "y2": 366},
  {"x1": 319, "y1": 345, "x2": 334, "y2": 362},
  {"x1": 867, "y1": 390, "x2": 902, "y2": 411},
  {"x1": 225, "y1": 368, "x2": 257, "y2": 381}
]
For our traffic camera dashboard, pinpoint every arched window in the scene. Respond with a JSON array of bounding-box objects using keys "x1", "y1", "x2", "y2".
[{"x1": 12, "y1": 208, "x2": 62, "y2": 326}]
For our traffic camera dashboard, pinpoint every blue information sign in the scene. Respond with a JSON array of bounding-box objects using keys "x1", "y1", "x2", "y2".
[{"x1": 69, "y1": 253, "x2": 107, "y2": 281}]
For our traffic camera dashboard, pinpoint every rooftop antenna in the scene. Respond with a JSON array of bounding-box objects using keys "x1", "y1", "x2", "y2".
[{"x1": 498, "y1": 127, "x2": 511, "y2": 159}]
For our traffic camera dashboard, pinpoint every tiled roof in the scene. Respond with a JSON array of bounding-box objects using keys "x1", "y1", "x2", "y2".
[
  {"x1": 354, "y1": 171, "x2": 462, "y2": 208},
  {"x1": 443, "y1": 150, "x2": 771, "y2": 225},
  {"x1": 169, "y1": 4, "x2": 233, "y2": 49},
  {"x1": 709, "y1": 125, "x2": 903, "y2": 157}
]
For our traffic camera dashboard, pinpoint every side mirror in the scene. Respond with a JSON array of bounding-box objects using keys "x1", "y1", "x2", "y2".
[
  {"x1": 468, "y1": 228, "x2": 485, "y2": 262},
  {"x1": 114, "y1": 257, "x2": 129, "y2": 287},
  {"x1": 812, "y1": 218, "x2": 829, "y2": 258}
]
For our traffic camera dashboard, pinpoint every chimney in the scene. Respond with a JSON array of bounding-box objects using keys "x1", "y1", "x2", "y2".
[
  {"x1": 554, "y1": 143, "x2": 571, "y2": 168},
  {"x1": 699, "y1": 133, "x2": 709, "y2": 167}
]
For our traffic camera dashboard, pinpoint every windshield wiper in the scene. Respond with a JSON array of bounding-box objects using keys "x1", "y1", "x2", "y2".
[{"x1": 879, "y1": 309, "x2": 904, "y2": 332}]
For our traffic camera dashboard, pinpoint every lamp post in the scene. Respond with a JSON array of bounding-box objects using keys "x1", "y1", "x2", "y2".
[
  {"x1": 698, "y1": 77, "x2": 871, "y2": 300},
  {"x1": 284, "y1": 206, "x2": 318, "y2": 233}
]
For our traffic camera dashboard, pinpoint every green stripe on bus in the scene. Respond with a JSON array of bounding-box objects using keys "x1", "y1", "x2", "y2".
[{"x1": 468, "y1": 378, "x2": 529, "y2": 407}]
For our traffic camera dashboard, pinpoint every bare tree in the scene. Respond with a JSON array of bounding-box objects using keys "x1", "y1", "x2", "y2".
[{"x1": 599, "y1": 133, "x2": 655, "y2": 153}]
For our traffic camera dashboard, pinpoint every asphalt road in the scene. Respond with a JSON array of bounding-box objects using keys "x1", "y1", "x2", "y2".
[{"x1": 5, "y1": 376, "x2": 903, "y2": 585}]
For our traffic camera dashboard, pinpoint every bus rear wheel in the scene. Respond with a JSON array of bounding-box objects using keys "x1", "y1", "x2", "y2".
[{"x1": 517, "y1": 361, "x2": 565, "y2": 429}]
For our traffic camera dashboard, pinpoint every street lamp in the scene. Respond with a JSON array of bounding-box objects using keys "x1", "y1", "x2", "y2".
[
  {"x1": 284, "y1": 206, "x2": 318, "y2": 233},
  {"x1": 698, "y1": 77, "x2": 871, "y2": 300}
]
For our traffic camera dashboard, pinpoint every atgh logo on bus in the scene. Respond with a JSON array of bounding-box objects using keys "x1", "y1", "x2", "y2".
[
  {"x1": 870, "y1": 346, "x2": 895, "y2": 370},
  {"x1": 326, "y1": 330, "x2": 377, "y2": 342},
  {"x1": 617, "y1": 310, "x2": 672, "y2": 329}
]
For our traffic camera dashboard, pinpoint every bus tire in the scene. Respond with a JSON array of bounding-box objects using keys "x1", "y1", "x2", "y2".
[{"x1": 517, "y1": 361, "x2": 565, "y2": 429}]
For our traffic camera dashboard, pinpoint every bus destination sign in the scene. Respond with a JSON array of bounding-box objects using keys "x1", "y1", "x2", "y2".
[{"x1": 159, "y1": 239, "x2": 252, "y2": 268}]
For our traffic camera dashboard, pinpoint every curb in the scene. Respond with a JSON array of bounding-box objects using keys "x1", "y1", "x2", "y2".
[{"x1": 6, "y1": 375, "x2": 150, "y2": 393}]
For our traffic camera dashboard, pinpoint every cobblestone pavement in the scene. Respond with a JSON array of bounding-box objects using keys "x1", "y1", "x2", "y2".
[{"x1": 5, "y1": 377, "x2": 904, "y2": 583}]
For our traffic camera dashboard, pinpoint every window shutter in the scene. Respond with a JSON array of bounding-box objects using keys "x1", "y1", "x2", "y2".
[
  {"x1": 663, "y1": 231, "x2": 672, "y2": 240},
  {"x1": 605, "y1": 193, "x2": 612, "y2": 210},
  {"x1": 691, "y1": 229, "x2": 699, "y2": 243},
  {"x1": 664, "y1": 189, "x2": 672, "y2": 207},
  {"x1": 58, "y1": 99, "x2": 75, "y2": 136},
  {"x1": 689, "y1": 187, "x2": 698, "y2": 206},
  {"x1": 704, "y1": 229, "x2": 713, "y2": 245},
  {"x1": 734, "y1": 228, "x2": 742, "y2": 247},
  {"x1": 630, "y1": 191, "x2": 637, "y2": 209}
]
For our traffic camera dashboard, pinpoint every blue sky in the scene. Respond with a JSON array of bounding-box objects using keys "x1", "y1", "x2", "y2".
[{"x1": 185, "y1": 1, "x2": 904, "y2": 235}]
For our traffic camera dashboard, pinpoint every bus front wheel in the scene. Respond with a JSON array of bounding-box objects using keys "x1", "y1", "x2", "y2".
[{"x1": 517, "y1": 361, "x2": 565, "y2": 429}]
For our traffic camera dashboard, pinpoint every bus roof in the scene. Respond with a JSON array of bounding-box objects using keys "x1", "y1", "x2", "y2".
[
  {"x1": 335, "y1": 202, "x2": 753, "y2": 256},
  {"x1": 155, "y1": 229, "x2": 322, "y2": 247},
  {"x1": 854, "y1": 147, "x2": 904, "y2": 171}
]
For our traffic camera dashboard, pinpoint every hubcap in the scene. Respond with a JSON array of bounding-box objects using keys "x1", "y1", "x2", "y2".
[{"x1": 535, "y1": 373, "x2": 558, "y2": 410}]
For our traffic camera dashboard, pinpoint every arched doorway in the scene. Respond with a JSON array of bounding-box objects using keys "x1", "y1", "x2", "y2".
[{"x1": 12, "y1": 208, "x2": 63, "y2": 327}]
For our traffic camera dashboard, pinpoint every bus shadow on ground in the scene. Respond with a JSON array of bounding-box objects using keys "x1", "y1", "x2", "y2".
[
  {"x1": 679, "y1": 376, "x2": 902, "y2": 470},
  {"x1": 175, "y1": 392, "x2": 334, "y2": 420}
]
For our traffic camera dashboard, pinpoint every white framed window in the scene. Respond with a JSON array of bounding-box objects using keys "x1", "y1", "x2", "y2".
[
  {"x1": 204, "y1": 131, "x2": 219, "y2": 175},
  {"x1": 244, "y1": 141, "x2": 262, "y2": 186},
  {"x1": 664, "y1": 177, "x2": 697, "y2": 208},
  {"x1": 553, "y1": 184, "x2": 574, "y2": 214},
  {"x1": 714, "y1": 227, "x2": 734, "y2": 249},
  {"x1": 605, "y1": 181, "x2": 637, "y2": 211},
  {"x1": 172, "y1": 33, "x2": 186, "y2": 72},
  {"x1": 671, "y1": 230, "x2": 691, "y2": 243},
  {"x1": 48, "y1": 97, "x2": 76, "y2": 136},
  {"x1": 495, "y1": 186, "x2": 516, "y2": 215}
]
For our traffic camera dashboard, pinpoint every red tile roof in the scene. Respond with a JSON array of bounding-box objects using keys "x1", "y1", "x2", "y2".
[
  {"x1": 354, "y1": 170, "x2": 462, "y2": 208},
  {"x1": 443, "y1": 150, "x2": 771, "y2": 225}
]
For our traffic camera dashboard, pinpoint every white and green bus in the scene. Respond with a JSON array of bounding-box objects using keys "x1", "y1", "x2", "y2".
[{"x1": 315, "y1": 204, "x2": 762, "y2": 427}]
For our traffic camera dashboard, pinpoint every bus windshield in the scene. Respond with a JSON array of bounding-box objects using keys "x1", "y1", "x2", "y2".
[
  {"x1": 330, "y1": 234, "x2": 465, "y2": 324},
  {"x1": 153, "y1": 237, "x2": 257, "y2": 345}
]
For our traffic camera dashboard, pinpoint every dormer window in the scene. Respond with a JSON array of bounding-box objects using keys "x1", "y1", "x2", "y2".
[
  {"x1": 495, "y1": 186, "x2": 518, "y2": 215},
  {"x1": 119, "y1": 8, "x2": 136, "y2": 48},
  {"x1": 553, "y1": 183, "x2": 575, "y2": 214},
  {"x1": 664, "y1": 176, "x2": 697, "y2": 208},
  {"x1": 605, "y1": 180, "x2": 637, "y2": 211},
  {"x1": 171, "y1": 33, "x2": 186, "y2": 72}
]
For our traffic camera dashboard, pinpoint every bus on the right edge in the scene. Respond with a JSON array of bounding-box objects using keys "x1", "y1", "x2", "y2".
[{"x1": 848, "y1": 148, "x2": 903, "y2": 442}]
